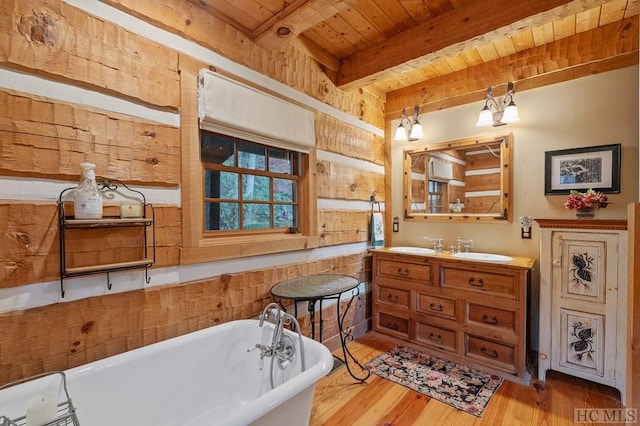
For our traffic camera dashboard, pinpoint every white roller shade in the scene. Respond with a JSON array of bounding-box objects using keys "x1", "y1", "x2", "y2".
[
  {"x1": 429, "y1": 157, "x2": 453, "y2": 181},
  {"x1": 198, "y1": 69, "x2": 315, "y2": 152}
]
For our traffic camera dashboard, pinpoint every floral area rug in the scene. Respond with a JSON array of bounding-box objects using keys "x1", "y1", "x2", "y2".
[{"x1": 365, "y1": 344, "x2": 503, "y2": 417}]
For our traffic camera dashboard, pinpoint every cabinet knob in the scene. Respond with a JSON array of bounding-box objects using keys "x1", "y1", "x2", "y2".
[
  {"x1": 428, "y1": 333, "x2": 442, "y2": 343},
  {"x1": 386, "y1": 321, "x2": 399, "y2": 330},
  {"x1": 396, "y1": 268, "x2": 410, "y2": 276},
  {"x1": 469, "y1": 277, "x2": 484, "y2": 287},
  {"x1": 387, "y1": 293, "x2": 399, "y2": 302},
  {"x1": 552, "y1": 259, "x2": 562, "y2": 267},
  {"x1": 481, "y1": 347, "x2": 499, "y2": 358},
  {"x1": 482, "y1": 314, "x2": 498, "y2": 325},
  {"x1": 429, "y1": 303, "x2": 443, "y2": 312}
]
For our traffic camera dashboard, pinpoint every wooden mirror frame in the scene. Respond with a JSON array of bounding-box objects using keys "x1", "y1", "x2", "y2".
[{"x1": 402, "y1": 133, "x2": 512, "y2": 222}]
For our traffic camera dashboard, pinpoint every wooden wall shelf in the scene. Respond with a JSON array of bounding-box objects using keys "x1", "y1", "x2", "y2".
[
  {"x1": 57, "y1": 178, "x2": 156, "y2": 297},
  {"x1": 535, "y1": 218, "x2": 628, "y2": 230}
]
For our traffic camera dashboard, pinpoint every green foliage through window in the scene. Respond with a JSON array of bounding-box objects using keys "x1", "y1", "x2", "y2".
[{"x1": 201, "y1": 132, "x2": 299, "y2": 232}]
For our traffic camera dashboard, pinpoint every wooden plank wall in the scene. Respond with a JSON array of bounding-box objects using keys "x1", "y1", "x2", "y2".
[
  {"x1": 464, "y1": 149, "x2": 502, "y2": 214},
  {"x1": 0, "y1": 253, "x2": 370, "y2": 384},
  {"x1": 0, "y1": 0, "x2": 384, "y2": 382}
]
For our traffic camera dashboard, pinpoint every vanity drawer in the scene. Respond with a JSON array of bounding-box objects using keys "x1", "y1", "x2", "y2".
[
  {"x1": 466, "y1": 335, "x2": 516, "y2": 372},
  {"x1": 417, "y1": 294, "x2": 456, "y2": 319},
  {"x1": 416, "y1": 322, "x2": 457, "y2": 353},
  {"x1": 377, "y1": 285, "x2": 411, "y2": 310},
  {"x1": 377, "y1": 258, "x2": 431, "y2": 283},
  {"x1": 467, "y1": 303, "x2": 516, "y2": 333},
  {"x1": 440, "y1": 266, "x2": 518, "y2": 299},
  {"x1": 375, "y1": 311, "x2": 410, "y2": 339}
]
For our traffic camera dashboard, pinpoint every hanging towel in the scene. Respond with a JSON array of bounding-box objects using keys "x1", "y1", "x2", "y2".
[{"x1": 370, "y1": 212, "x2": 384, "y2": 247}]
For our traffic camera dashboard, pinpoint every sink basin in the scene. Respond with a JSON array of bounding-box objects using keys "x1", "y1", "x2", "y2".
[
  {"x1": 453, "y1": 252, "x2": 514, "y2": 262},
  {"x1": 388, "y1": 246, "x2": 435, "y2": 255}
]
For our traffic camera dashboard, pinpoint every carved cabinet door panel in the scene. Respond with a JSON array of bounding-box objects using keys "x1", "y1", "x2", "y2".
[{"x1": 550, "y1": 232, "x2": 619, "y2": 386}]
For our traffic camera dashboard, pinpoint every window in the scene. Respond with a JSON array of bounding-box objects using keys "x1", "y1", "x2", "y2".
[
  {"x1": 201, "y1": 131, "x2": 300, "y2": 233},
  {"x1": 428, "y1": 180, "x2": 446, "y2": 213},
  {"x1": 181, "y1": 70, "x2": 317, "y2": 263}
]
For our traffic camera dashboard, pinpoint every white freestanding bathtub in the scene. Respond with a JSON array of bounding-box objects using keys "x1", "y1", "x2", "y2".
[{"x1": 0, "y1": 319, "x2": 333, "y2": 426}]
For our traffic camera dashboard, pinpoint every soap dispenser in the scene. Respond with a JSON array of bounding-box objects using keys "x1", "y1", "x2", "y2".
[
  {"x1": 73, "y1": 162, "x2": 103, "y2": 219},
  {"x1": 453, "y1": 198, "x2": 463, "y2": 213}
]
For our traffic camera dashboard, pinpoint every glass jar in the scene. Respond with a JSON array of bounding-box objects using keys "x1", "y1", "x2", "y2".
[{"x1": 73, "y1": 163, "x2": 103, "y2": 219}]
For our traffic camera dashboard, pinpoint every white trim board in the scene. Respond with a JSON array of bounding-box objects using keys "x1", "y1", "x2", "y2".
[
  {"x1": 0, "y1": 176, "x2": 181, "y2": 205},
  {"x1": 317, "y1": 150, "x2": 385, "y2": 175},
  {"x1": 0, "y1": 242, "x2": 370, "y2": 313},
  {"x1": 0, "y1": 67, "x2": 180, "y2": 127}
]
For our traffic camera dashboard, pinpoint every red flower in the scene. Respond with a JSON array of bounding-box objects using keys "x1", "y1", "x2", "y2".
[{"x1": 563, "y1": 189, "x2": 610, "y2": 210}]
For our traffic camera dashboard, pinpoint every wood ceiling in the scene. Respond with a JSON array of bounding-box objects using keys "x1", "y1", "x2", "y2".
[{"x1": 195, "y1": 0, "x2": 638, "y2": 107}]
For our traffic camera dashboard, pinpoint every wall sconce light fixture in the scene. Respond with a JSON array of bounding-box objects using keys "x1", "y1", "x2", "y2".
[
  {"x1": 476, "y1": 82, "x2": 520, "y2": 127},
  {"x1": 394, "y1": 105, "x2": 424, "y2": 141}
]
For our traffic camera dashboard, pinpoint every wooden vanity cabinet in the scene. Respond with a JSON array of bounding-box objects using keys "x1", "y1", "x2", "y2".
[
  {"x1": 372, "y1": 250, "x2": 534, "y2": 384},
  {"x1": 372, "y1": 253, "x2": 431, "y2": 340}
]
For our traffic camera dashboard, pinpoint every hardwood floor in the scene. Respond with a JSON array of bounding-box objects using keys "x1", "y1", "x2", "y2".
[{"x1": 310, "y1": 333, "x2": 623, "y2": 425}]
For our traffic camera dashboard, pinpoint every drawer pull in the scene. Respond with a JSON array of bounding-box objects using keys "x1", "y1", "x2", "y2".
[
  {"x1": 387, "y1": 293, "x2": 399, "y2": 302},
  {"x1": 468, "y1": 277, "x2": 484, "y2": 287},
  {"x1": 386, "y1": 321, "x2": 399, "y2": 330},
  {"x1": 481, "y1": 347, "x2": 499, "y2": 358},
  {"x1": 428, "y1": 333, "x2": 442, "y2": 343},
  {"x1": 429, "y1": 303, "x2": 443, "y2": 312},
  {"x1": 396, "y1": 268, "x2": 410, "y2": 276},
  {"x1": 482, "y1": 314, "x2": 498, "y2": 325}
]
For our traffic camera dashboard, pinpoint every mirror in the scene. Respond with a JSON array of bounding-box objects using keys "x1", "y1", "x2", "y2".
[{"x1": 403, "y1": 133, "x2": 512, "y2": 222}]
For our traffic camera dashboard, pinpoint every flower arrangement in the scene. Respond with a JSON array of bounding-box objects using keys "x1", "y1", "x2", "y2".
[{"x1": 563, "y1": 189, "x2": 610, "y2": 210}]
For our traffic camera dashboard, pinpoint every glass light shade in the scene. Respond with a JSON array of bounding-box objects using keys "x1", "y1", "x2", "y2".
[
  {"x1": 476, "y1": 107, "x2": 494, "y2": 126},
  {"x1": 501, "y1": 101, "x2": 520, "y2": 123},
  {"x1": 409, "y1": 122, "x2": 424, "y2": 139},
  {"x1": 394, "y1": 124, "x2": 408, "y2": 141}
]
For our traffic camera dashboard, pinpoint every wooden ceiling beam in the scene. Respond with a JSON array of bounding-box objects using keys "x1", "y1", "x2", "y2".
[
  {"x1": 253, "y1": 0, "x2": 358, "y2": 51},
  {"x1": 337, "y1": 0, "x2": 612, "y2": 90},
  {"x1": 384, "y1": 16, "x2": 639, "y2": 117}
]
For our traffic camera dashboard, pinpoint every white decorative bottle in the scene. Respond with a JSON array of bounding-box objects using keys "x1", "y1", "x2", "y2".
[{"x1": 73, "y1": 162, "x2": 103, "y2": 219}]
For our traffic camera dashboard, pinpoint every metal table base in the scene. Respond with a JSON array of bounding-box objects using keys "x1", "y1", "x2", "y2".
[{"x1": 270, "y1": 274, "x2": 370, "y2": 383}]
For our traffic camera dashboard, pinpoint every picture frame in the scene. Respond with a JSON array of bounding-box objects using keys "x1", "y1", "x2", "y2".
[{"x1": 544, "y1": 143, "x2": 621, "y2": 195}]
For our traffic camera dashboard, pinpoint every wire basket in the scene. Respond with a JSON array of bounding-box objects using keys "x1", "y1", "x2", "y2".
[{"x1": 0, "y1": 372, "x2": 79, "y2": 426}]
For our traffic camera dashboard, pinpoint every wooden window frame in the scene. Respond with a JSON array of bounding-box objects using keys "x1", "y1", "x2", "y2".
[
  {"x1": 180, "y1": 70, "x2": 318, "y2": 264},
  {"x1": 201, "y1": 132, "x2": 301, "y2": 234}
]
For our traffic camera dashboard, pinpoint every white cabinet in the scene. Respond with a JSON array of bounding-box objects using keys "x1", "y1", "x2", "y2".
[{"x1": 537, "y1": 219, "x2": 628, "y2": 405}]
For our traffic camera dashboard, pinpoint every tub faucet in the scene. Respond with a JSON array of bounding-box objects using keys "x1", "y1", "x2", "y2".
[
  {"x1": 457, "y1": 236, "x2": 473, "y2": 253},
  {"x1": 251, "y1": 303, "x2": 306, "y2": 378}
]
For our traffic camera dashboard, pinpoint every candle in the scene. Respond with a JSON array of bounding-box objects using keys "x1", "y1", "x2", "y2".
[
  {"x1": 120, "y1": 202, "x2": 142, "y2": 218},
  {"x1": 26, "y1": 395, "x2": 58, "y2": 426}
]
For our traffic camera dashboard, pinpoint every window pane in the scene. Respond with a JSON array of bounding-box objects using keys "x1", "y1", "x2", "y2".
[
  {"x1": 205, "y1": 170, "x2": 238, "y2": 199},
  {"x1": 201, "y1": 133, "x2": 235, "y2": 166},
  {"x1": 205, "y1": 202, "x2": 239, "y2": 230},
  {"x1": 428, "y1": 180, "x2": 444, "y2": 213},
  {"x1": 274, "y1": 178, "x2": 295, "y2": 202},
  {"x1": 243, "y1": 203, "x2": 270, "y2": 229},
  {"x1": 242, "y1": 174, "x2": 270, "y2": 201},
  {"x1": 274, "y1": 205, "x2": 294, "y2": 228},
  {"x1": 238, "y1": 142, "x2": 266, "y2": 171},
  {"x1": 269, "y1": 149, "x2": 293, "y2": 174}
]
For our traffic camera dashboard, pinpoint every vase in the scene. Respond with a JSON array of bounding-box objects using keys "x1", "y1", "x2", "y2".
[{"x1": 576, "y1": 207, "x2": 596, "y2": 219}]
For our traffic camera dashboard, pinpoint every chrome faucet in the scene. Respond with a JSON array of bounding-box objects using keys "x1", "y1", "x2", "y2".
[
  {"x1": 422, "y1": 236, "x2": 444, "y2": 253},
  {"x1": 251, "y1": 303, "x2": 306, "y2": 378},
  {"x1": 456, "y1": 236, "x2": 474, "y2": 253}
]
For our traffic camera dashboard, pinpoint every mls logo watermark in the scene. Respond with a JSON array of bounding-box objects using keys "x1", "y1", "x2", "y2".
[{"x1": 574, "y1": 408, "x2": 637, "y2": 423}]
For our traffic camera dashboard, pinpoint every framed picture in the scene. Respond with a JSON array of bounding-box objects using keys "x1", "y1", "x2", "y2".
[{"x1": 544, "y1": 143, "x2": 621, "y2": 195}]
